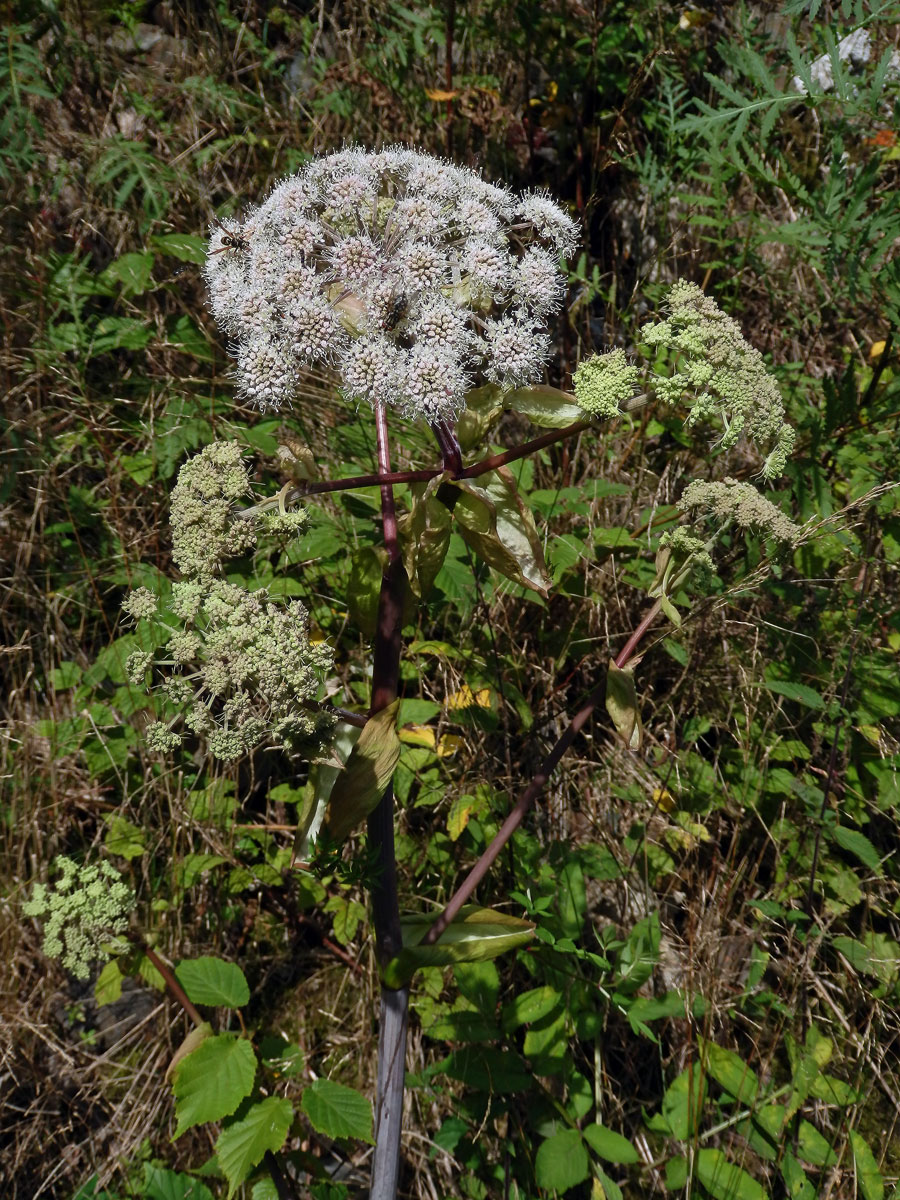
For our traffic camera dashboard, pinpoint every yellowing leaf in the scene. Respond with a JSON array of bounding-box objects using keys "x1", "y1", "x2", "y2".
[
  {"x1": 324, "y1": 700, "x2": 401, "y2": 841},
  {"x1": 870, "y1": 340, "x2": 887, "y2": 359},
  {"x1": 425, "y1": 87, "x2": 459, "y2": 101},
  {"x1": 606, "y1": 660, "x2": 643, "y2": 750},
  {"x1": 166, "y1": 1021, "x2": 214, "y2": 1082},
  {"x1": 400, "y1": 724, "x2": 437, "y2": 749},
  {"x1": 652, "y1": 787, "x2": 676, "y2": 812},
  {"x1": 437, "y1": 733, "x2": 463, "y2": 757},
  {"x1": 446, "y1": 685, "x2": 492, "y2": 711}
]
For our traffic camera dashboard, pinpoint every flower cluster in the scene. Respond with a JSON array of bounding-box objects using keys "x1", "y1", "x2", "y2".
[
  {"x1": 122, "y1": 443, "x2": 335, "y2": 761},
  {"x1": 641, "y1": 281, "x2": 795, "y2": 479},
  {"x1": 572, "y1": 349, "x2": 641, "y2": 418},
  {"x1": 677, "y1": 477, "x2": 800, "y2": 545},
  {"x1": 204, "y1": 146, "x2": 578, "y2": 420},
  {"x1": 23, "y1": 856, "x2": 135, "y2": 981}
]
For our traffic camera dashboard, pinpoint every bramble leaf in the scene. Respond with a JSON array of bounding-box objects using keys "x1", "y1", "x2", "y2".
[
  {"x1": 301, "y1": 1079, "x2": 375, "y2": 1143},
  {"x1": 215, "y1": 1097, "x2": 293, "y2": 1197},
  {"x1": 172, "y1": 1034, "x2": 256, "y2": 1138},
  {"x1": 175, "y1": 957, "x2": 250, "y2": 1008}
]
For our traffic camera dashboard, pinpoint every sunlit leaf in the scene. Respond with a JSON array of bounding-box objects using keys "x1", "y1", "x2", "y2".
[
  {"x1": 324, "y1": 700, "x2": 401, "y2": 841},
  {"x1": 382, "y1": 906, "x2": 535, "y2": 987},
  {"x1": 605, "y1": 660, "x2": 642, "y2": 750},
  {"x1": 301, "y1": 1079, "x2": 374, "y2": 1143},
  {"x1": 216, "y1": 1097, "x2": 293, "y2": 1198}
]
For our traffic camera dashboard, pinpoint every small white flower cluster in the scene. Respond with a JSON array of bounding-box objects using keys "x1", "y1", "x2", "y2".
[
  {"x1": 24, "y1": 856, "x2": 135, "y2": 981},
  {"x1": 122, "y1": 443, "x2": 335, "y2": 762},
  {"x1": 204, "y1": 146, "x2": 578, "y2": 421},
  {"x1": 641, "y1": 282, "x2": 795, "y2": 480}
]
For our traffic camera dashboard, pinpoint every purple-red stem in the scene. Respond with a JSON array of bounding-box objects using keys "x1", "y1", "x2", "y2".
[{"x1": 420, "y1": 600, "x2": 664, "y2": 947}]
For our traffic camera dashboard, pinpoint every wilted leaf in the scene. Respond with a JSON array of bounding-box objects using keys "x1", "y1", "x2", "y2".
[
  {"x1": 324, "y1": 701, "x2": 401, "y2": 841},
  {"x1": 605, "y1": 660, "x2": 643, "y2": 750},
  {"x1": 447, "y1": 469, "x2": 550, "y2": 595},
  {"x1": 382, "y1": 906, "x2": 534, "y2": 988},
  {"x1": 503, "y1": 385, "x2": 585, "y2": 428}
]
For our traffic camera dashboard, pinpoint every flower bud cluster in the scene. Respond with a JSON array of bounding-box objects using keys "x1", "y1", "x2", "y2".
[
  {"x1": 204, "y1": 146, "x2": 578, "y2": 420},
  {"x1": 122, "y1": 443, "x2": 335, "y2": 762},
  {"x1": 573, "y1": 349, "x2": 640, "y2": 418},
  {"x1": 678, "y1": 477, "x2": 800, "y2": 546},
  {"x1": 641, "y1": 281, "x2": 795, "y2": 479},
  {"x1": 23, "y1": 856, "x2": 135, "y2": 980}
]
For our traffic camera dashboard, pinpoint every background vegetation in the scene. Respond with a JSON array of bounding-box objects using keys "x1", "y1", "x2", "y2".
[{"x1": 2, "y1": 0, "x2": 900, "y2": 1197}]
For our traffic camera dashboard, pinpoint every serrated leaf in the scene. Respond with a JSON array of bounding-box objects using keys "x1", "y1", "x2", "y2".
[
  {"x1": 142, "y1": 1165, "x2": 214, "y2": 1200},
  {"x1": 172, "y1": 1035, "x2": 256, "y2": 1138},
  {"x1": 175, "y1": 957, "x2": 250, "y2": 1008},
  {"x1": 808, "y1": 1073, "x2": 857, "y2": 1105},
  {"x1": 101, "y1": 251, "x2": 154, "y2": 296},
  {"x1": 797, "y1": 1119, "x2": 837, "y2": 1167},
  {"x1": 535, "y1": 1129, "x2": 589, "y2": 1191},
  {"x1": 781, "y1": 1150, "x2": 815, "y2": 1200},
  {"x1": 94, "y1": 960, "x2": 123, "y2": 1006},
  {"x1": 583, "y1": 1123, "x2": 640, "y2": 1164},
  {"x1": 695, "y1": 1148, "x2": 767, "y2": 1200},
  {"x1": 850, "y1": 1129, "x2": 884, "y2": 1200},
  {"x1": 699, "y1": 1037, "x2": 759, "y2": 1105},
  {"x1": 216, "y1": 1097, "x2": 293, "y2": 1198},
  {"x1": 324, "y1": 700, "x2": 401, "y2": 841},
  {"x1": 832, "y1": 826, "x2": 881, "y2": 872},
  {"x1": 605, "y1": 660, "x2": 642, "y2": 750},
  {"x1": 300, "y1": 1079, "x2": 374, "y2": 1143},
  {"x1": 165, "y1": 1022, "x2": 214, "y2": 1082},
  {"x1": 504, "y1": 385, "x2": 585, "y2": 428},
  {"x1": 382, "y1": 906, "x2": 535, "y2": 988}
]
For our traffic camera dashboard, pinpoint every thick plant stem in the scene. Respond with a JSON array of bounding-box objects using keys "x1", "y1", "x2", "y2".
[{"x1": 368, "y1": 402, "x2": 409, "y2": 1200}]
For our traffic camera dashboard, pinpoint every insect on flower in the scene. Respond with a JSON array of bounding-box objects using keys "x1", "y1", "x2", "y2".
[
  {"x1": 210, "y1": 217, "x2": 252, "y2": 256},
  {"x1": 383, "y1": 291, "x2": 410, "y2": 332}
]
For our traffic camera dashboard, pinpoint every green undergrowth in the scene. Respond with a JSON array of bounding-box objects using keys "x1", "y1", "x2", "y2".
[{"x1": 3, "y1": 0, "x2": 900, "y2": 1198}]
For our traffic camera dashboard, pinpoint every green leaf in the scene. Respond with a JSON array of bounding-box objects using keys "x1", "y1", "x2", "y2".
[
  {"x1": 796, "y1": 1119, "x2": 837, "y2": 1167},
  {"x1": 324, "y1": 700, "x2": 401, "y2": 841},
  {"x1": 556, "y1": 860, "x2": 586, "y2": 940},
  {"x1": 660, "y1": 1066, "x2": 707, "y2": 1140},
  {"x1": 504, "y1": 385, "x2": 585, "y2": 428},
  {"x1": 104, "y1": 814, "x2": 145, "y2": 860},
  {"x1": 172, "y1": 1034, "x2": 256, "y2": 1138},
  {"x1": 447, "y1": 468, "x2": 551, "y2": 595},
  {"x1": 850, "y1": 1129, "x2": 884, "y2": 1200},
  {"x1": 699, "y1": 1037, "x2": 760, "y2": 1105},
  {"x1": 383, "y1": 906, "x2": 535, "y2": 988},
  {"x1": 142, "y1": 1166, "x2": 214, "y2": 1200},
  {"x1": 300, "y1": 1079, "x2": 375, "y2": 1143},
  {"x1": 399, "y1": 479, "x2": 452, "y2": 600},
  {"x1": 763, "y1": 679, "x2": 825, "y2": 709},
  {"x1": 457, "y1": 384, "x2": 503, "y2": 451},
  {"x1": 501, "y1": 986, "x2": 562, "y2": 1032},
  {"x1": 535, "y1": 1129, "x2": 589, "y2": 1192},
  {"x1": 605, "y1": 660, "x2": 643, "y2": 750},
  {"x1": 695, "y1": 1148, "x2": 767, "y2": 1200},
  {"x1": 101, "y1": 251, "x2": 154, "y2": 296},
  {"x1": 454, "y1": 960, "x2": 500, "y2": 1014},
  {"x1": 781, "y1": 1150, "x2": 815, "y2": 1200},
  {"x1": 583, "y1": 1123, "x2": 640, "y2": 1164},
  {"x1": 440, "y1": 1046, "x2": 533, "y2": 1093},
  {"x1": 215, "y1": 1097, "x2": 293, "y2": 1198},
  {"x1": 94, "y1": 960, "x2": 123, "y2": 1006},
  {"x1": 175, "y1": 957, "x2": 250, "y2": 1008},
  {"x1": 831, "y1": 825, "x2": 881, "y2": 872},
  {"x1": 832, "y1": 933, "x2": 900, "y2": 985},
  {"x1": 50, "y1": 661, "x2": 82, "y2": 689},
  {"x1": 808, "y1": 1073, "x2": 858, "y2": 1105},
  {"x1": 150, "y1": 232, "x2": 207, "y2": 263}
]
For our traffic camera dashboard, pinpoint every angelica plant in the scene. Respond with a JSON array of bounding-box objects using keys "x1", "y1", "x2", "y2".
[{"x1": 25, "y1": 147, "x2": 804, "y2": 1200}]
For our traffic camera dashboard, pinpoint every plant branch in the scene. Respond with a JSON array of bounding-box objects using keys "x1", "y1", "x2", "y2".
[
  {"x1": 420, "y1": 596, "x2": 664, "y2": 947},
  {"x1": 135, "y1": 940, "x2": 204, "y2": 1028}
]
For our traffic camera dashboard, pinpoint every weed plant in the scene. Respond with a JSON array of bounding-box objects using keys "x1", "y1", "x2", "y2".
[{"x1": 2, "y1": 2, "x2": 900, "y2": 1199}]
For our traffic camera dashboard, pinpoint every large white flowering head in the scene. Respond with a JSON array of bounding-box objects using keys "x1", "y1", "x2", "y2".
[{"x1": 204, "y1": 146, "x2": 577, "y2": 421}]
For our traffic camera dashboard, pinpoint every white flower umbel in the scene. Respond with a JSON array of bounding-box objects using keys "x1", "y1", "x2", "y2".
[{"x1": 204, "y1": 147, "x2": 578, "y2": 420}]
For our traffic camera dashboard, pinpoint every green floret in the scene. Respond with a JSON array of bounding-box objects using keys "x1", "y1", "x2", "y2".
[
  {"x1": 573, "y1": 349, "x2": 640, "y2": 418},
  {"x1": 23, "y1": 857, "x2": 135, "y2": 980}
]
